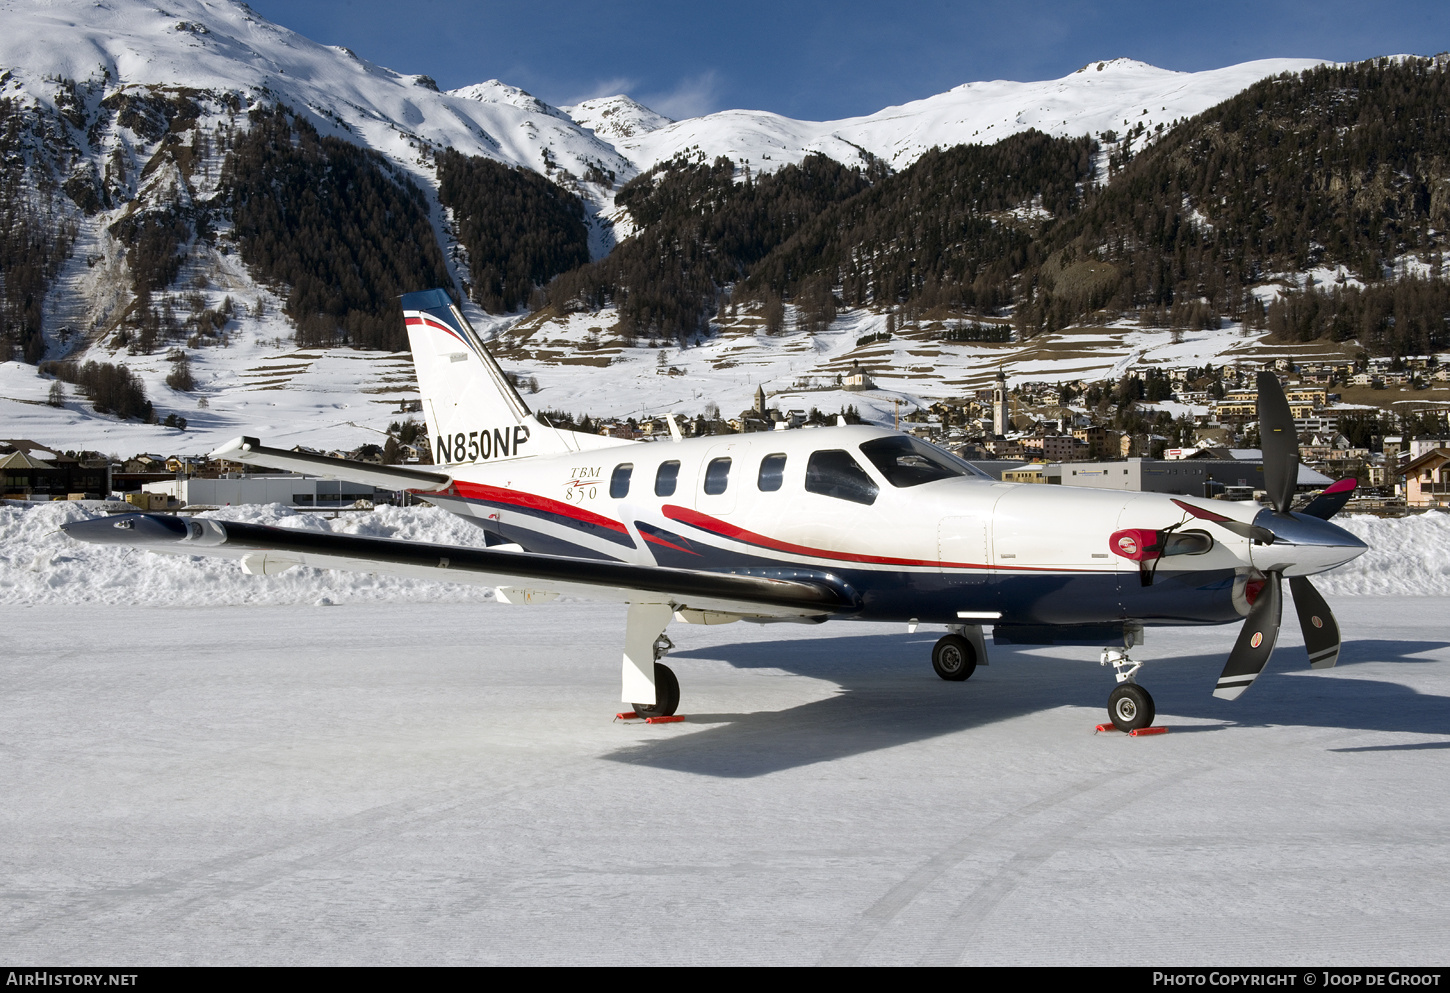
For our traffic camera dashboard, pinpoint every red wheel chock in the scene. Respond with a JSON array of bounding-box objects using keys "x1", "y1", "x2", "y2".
[
  {"x1": 614, "y1": 712, "x2": 685, "y2": 724},
  {"x1": 1095, "y1": 723, "x2": 1168, "y2": 736}
]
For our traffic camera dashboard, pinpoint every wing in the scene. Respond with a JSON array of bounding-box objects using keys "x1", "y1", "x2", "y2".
[{"x1": 62, "y1": 514, "x2": 856, "y2": 619}]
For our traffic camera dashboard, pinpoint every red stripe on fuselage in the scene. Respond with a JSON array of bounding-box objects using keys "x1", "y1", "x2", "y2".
[
  {"x1": 663, "y1": 504, "x2": 965, "y2": 568},
  {"x1": 452, "y1": 481, "x2": 630, "y2": 535},
  {"x1": 639, "y1": 530, "x2": 699, "y2": 555},
  {"x1": 661, "y1": 504, "x2": 1099, "y2": 573}
]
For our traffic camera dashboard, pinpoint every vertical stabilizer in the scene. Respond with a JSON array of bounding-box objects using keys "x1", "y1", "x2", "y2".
[{"x1": 401, "y1": 289, "x2": 626, "y2": 465}]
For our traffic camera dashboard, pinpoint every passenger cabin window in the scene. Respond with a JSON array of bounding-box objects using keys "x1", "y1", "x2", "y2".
[
  {"x1": 609, "y1": 463, "x2": 633, "y2": 498},
  {"x1": 703, "y1": 457, "x2": 732, "y2": 495},
  {"x1": 758, "y1": 453, "x2": 787, "y2": 491},
  {"x1": 655, "y1": 460, "x2": 680, "y2": 497},
  {"x1": 805, "y1": 450, "x2": 878, "y2": 505},
  {"x1": 859, "y1": 435, "x2": 981, "y2": 487}
]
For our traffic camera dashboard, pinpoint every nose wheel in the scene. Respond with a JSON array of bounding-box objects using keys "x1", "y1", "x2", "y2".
[
  {"x1": 1107, "y1": 683, "x2": 1155, "y2": 731},
  {"x1": 1100, "y1": 645, "x2": 1156, "y2": 731}
]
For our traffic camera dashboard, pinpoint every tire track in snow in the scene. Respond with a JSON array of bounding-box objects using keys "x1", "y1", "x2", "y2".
[
  {"x1": 917, "y1": 764, "x2": 1211, "y2": 966},
  {"x1": 4, "y1": 763, "x2": 601, "y2": 959},
  {"x1": 818, "y1": 770, "x2": 1120, "y2": 966}
]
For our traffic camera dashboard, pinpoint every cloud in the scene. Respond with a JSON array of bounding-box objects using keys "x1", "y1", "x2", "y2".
[
  {"x1": 640, "y1": 70, "x2": 722, "y2": 121},
  {"x1": 564, "y1": 76, "x2": 640, "y2": 106}
]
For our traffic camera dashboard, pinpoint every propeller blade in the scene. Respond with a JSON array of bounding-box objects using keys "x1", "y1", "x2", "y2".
[
  {"x1": 1171, "y1": 498, "x2": 1276, "y2": 543},
  {"x1": 1299, "y1": 478, "x2": 1357, "y2": 521},
  {"x1": 1213, "y1": 519, "x2": 1278, "y2": 545},
  {"x1": 1289, "y1": 576, "x2": 1342, "y2": 669},
  {"x1": 1214, "y1": 571, "x2": 1283, "y2": 700},
  {"x1": 1257, "y1": 372, "x2": 1299, "y2": 514}
]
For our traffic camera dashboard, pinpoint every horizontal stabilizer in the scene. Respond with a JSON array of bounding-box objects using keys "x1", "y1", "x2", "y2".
[{"x1": 210, "y1": 436, "x2": 451, "y2": 492}]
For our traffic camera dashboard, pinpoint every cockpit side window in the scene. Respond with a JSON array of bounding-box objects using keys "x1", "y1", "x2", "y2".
[
  {"x1": 859, "y1": 435, "x2": 984, "y2": 487},
  {"x1": 805, "y1": 450, "x2": 878, "y2": 505}
]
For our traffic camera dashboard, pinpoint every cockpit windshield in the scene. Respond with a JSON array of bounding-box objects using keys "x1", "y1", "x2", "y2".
[{"x1": 858, "y1": 435, "x2": 990, "y2": 487}]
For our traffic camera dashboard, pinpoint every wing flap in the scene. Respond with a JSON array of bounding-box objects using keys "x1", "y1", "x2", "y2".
[{"x1": 62, "y1": 514, "x2": 854, "y2": 618}]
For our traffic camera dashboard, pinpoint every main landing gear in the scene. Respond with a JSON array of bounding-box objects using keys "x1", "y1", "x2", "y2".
[
  {"x1": 622, "y1": 602, "x2": 681, "y2": 718},
  {"x1": 932, "y1": 625, "x2": 987, "y2": 681},
  {"x1": 633, "y1": 661, "x2": 679, "y2": 718},
  {"x1": 1100, "y1": 628, "x2": 1156, "y2": 731}
]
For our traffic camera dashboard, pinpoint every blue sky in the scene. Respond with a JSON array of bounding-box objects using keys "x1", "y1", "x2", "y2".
[{"x1": 248, "y1": 1, "x2": 1450, "y2": 120}]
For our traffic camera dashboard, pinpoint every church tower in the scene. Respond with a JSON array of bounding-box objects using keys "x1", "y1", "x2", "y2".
[{"x1": 992, "y1": 368, "x2": 1009, "y2": 436}]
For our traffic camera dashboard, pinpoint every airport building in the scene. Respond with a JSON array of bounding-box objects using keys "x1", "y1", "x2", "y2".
[
  {"x1": 1057, "y1": 457, "x2": 1334, "y2": 498},
  {"x1": 141, "y1": 474, "x2": 396, "y2": 509}
]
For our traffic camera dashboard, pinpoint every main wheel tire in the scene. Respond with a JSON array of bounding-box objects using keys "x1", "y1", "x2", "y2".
[
  {"x1": 631, "y1": 662, "x2": 680, "y2": 718},
  {"x1": 1108, "y1": 683, "x2": 1155, "y2": 732},
  {"x1": 932, "y1": 634, "x2": 977, "y2": 682}
]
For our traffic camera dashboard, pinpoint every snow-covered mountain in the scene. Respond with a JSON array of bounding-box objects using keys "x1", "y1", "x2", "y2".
[
  {"x1": 562, "y1": 95, "x2": 674, "y2": 144},
  {"x1": 0, "y1": 0, "x2": 1347, "y2": 457},
  {"x1": 0, "y1": 0, "x2": 1326, "y2": 202},
  {"x1": 602, "y1": 57, "x2": 1328, "y2": 174},
  {"x1": 0, "y1": 0, "x2": 632, "y2": 189}
]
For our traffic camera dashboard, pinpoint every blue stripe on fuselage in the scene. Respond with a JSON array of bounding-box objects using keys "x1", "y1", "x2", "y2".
[{"x1": 434, "y1": 495, "x2": 1242, "y2": 628}]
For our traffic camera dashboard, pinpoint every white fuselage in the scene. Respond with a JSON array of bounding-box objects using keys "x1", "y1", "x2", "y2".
[{"x1": 414, "y1": 424, "x2": 1364, "y2": 629}]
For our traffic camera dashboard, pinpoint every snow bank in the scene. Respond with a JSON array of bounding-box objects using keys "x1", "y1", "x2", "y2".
[
  {"x1": 0, "y1": 502, "x2": 496, "y2": 607},
  {"x1": 2, "y1": 502, "x2": 1446, "y2": 607},
  {"x1": 1313, "y1": 512, "x2": 1450, "y2": 597}
]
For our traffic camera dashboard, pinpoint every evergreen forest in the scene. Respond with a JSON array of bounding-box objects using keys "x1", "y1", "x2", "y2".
[
  {"x1": 538, "y1": 56, "x2": 1450, "y2": 358},
  {"x1": 545, "y1": 153, "x2": 879, "y2": 342},
  {"x1": 221, "y1": 106, "x2": 452, "y2": 350},
  {"x1": 0, "y1": 98, "x2": 77, "y2": 364},
  {"x1": 436, "y1": 149, "x2": 590, "y2": 314}
]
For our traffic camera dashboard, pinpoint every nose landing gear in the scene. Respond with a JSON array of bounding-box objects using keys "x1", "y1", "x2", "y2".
[{"x1": 1100, "y1": 645, "x2": 1156, "y2": 731}]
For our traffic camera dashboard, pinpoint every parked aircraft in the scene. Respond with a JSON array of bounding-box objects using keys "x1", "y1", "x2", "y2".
[{"x1": 64, "y1": 289, "x2": 1368, "y2": 730}]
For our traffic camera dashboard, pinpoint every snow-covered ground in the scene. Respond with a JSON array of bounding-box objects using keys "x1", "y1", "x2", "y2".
[
  {"x1": 0, "y1": 303, "x2": 1369, "y2": 459},
  {"x1": 3, "y1": 594, "x2": 1447, "y2": 964},
  {"x1": 3, "y1": 502, "x2": 1448, "y2": 963}
]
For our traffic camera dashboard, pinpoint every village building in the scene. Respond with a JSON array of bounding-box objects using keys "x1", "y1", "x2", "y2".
[
  {"x1": 1402, "y1": 448, "x2": 1450, "y2": 509},
  {"x1": 1000, "y1": 464, "x2": 1050, "y2": 484},
  {"x1": 991, "y1": 368, "x2": 1009, "y2": 437},
  {"x1": 0, "y1": 441, "x2": 110, "y2": 500},
  {"x1": 841, "y1": 361, "x2": 875, "y2": 391}
]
